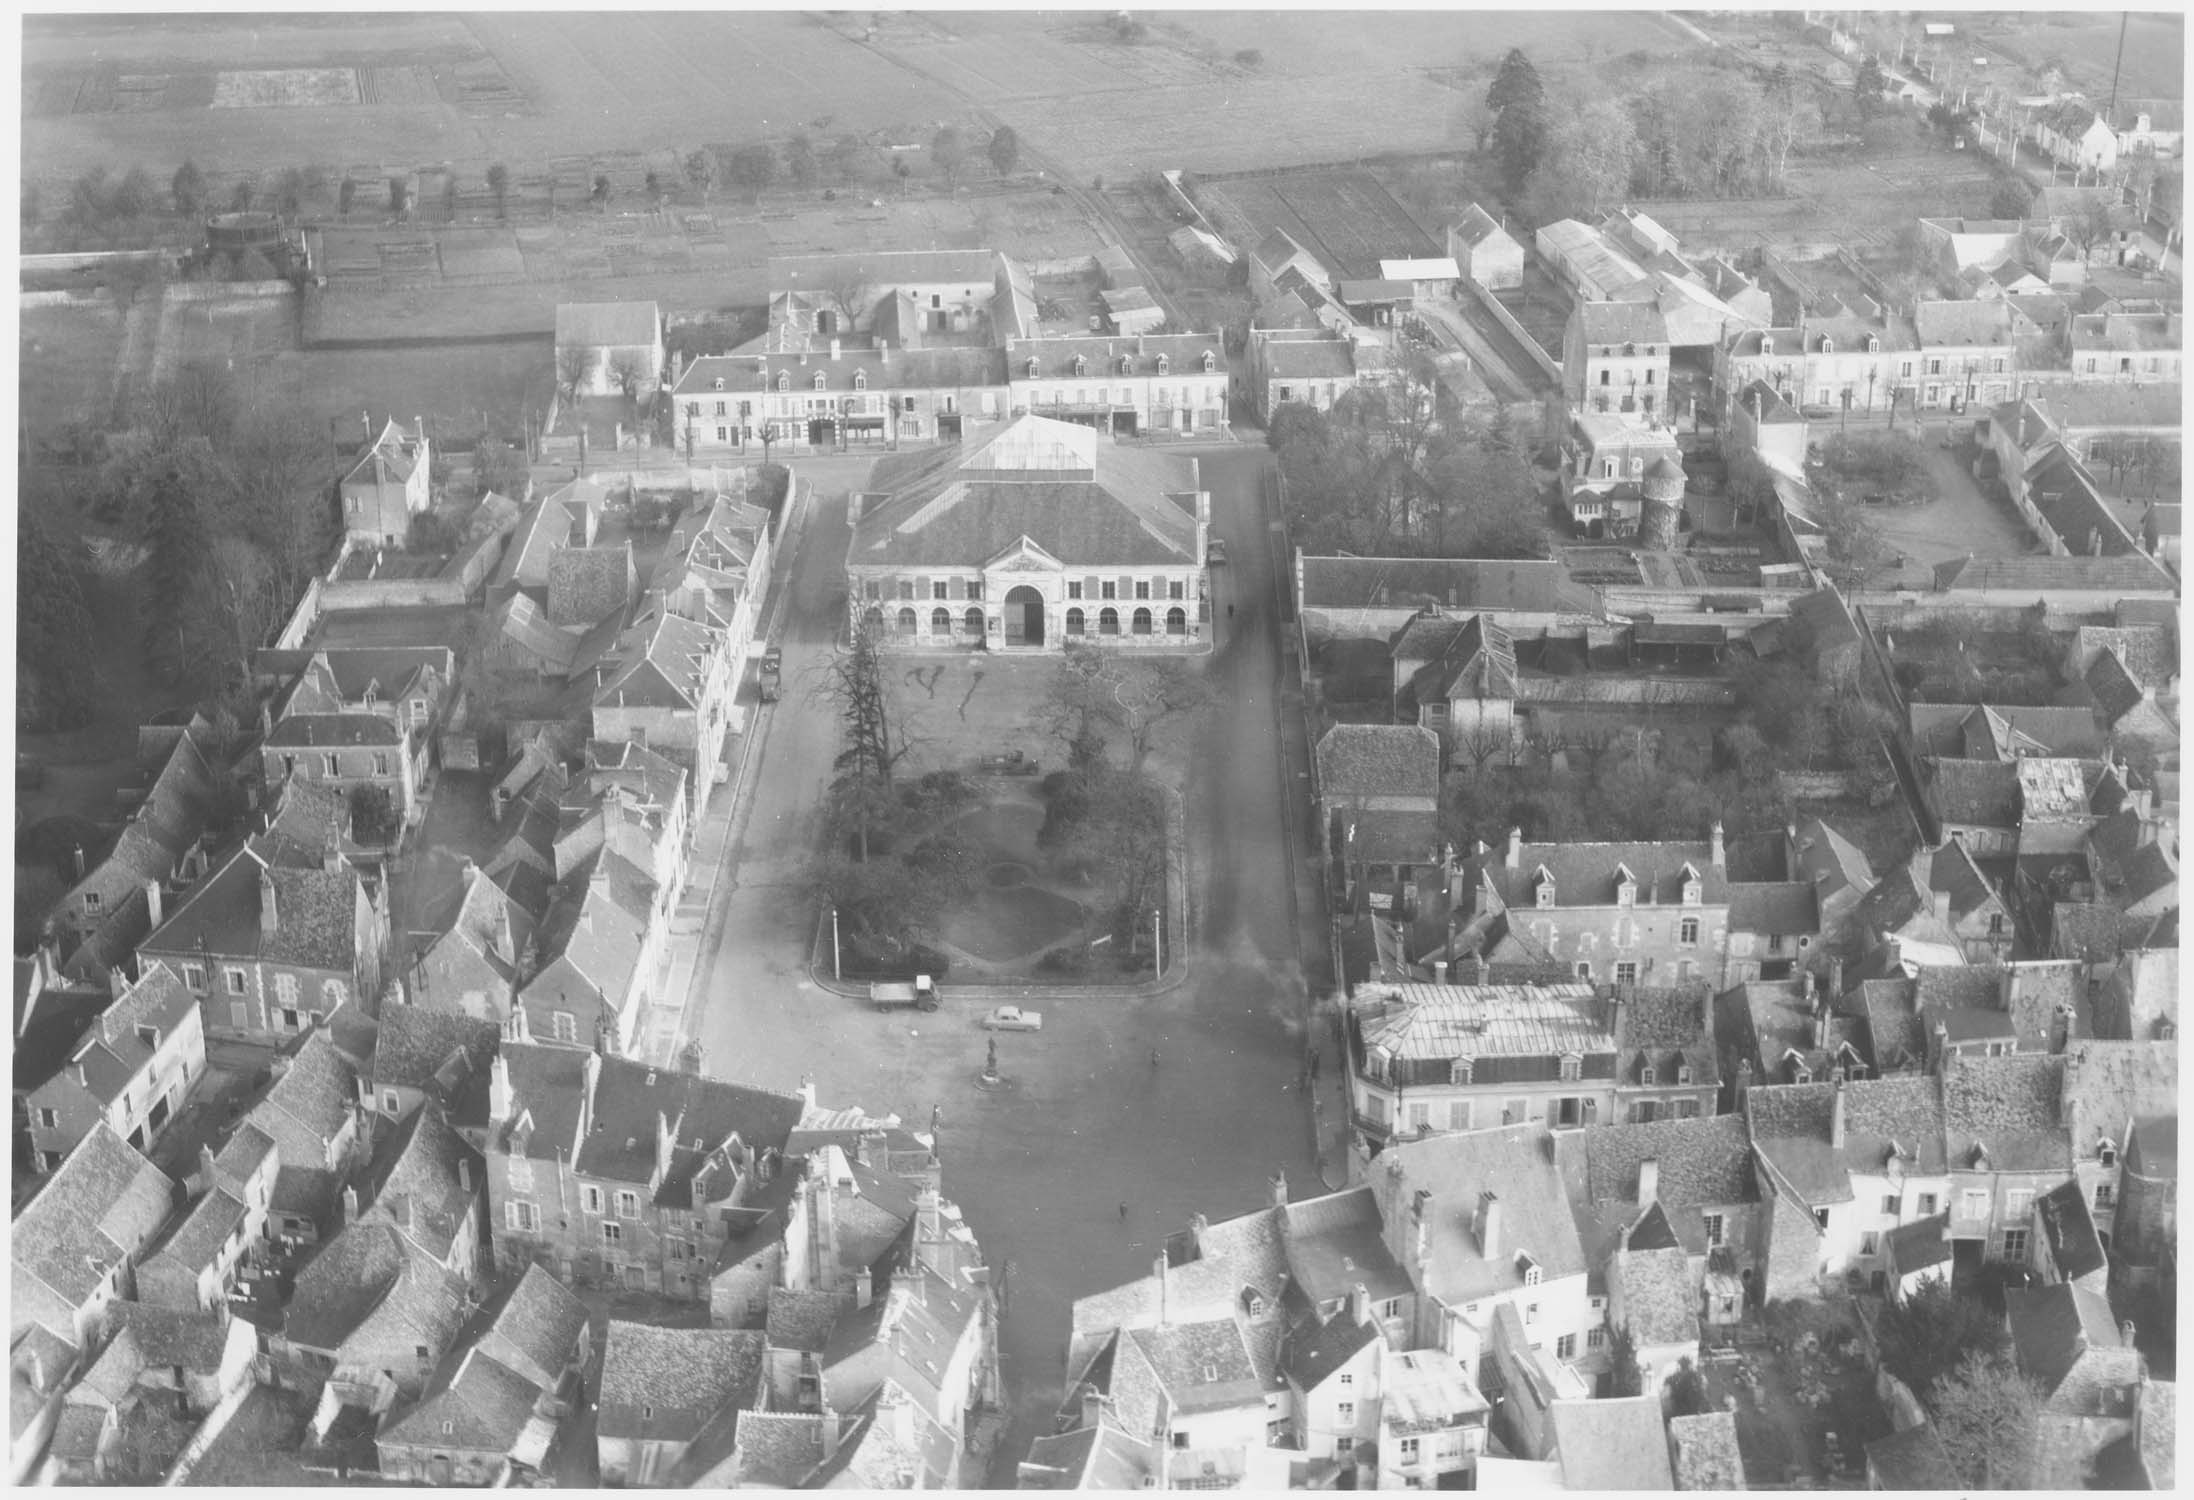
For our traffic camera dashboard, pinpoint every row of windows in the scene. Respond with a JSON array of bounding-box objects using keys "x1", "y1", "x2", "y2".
[
  {"x1": 882, "y1": 605, "x2": 1193, "y2": 637},
  {"x1": 1574, "y1": 958, "x2": 1701, "y2": 984},
  {"x1": 865, "y1": 575, "x2": 1190, "y2": 605}
]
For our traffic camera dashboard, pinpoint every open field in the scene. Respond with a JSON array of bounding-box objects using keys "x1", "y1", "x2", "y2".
[
  {"x1": 1198, "y1": 169, "x2": 1439, "y2": 280},
  {"x1": 1969, "y1": 11, "x2": 2182, "y2": 106},
  {"x1": 20, "y1": 302, "x2": 127, "y2": 442}
]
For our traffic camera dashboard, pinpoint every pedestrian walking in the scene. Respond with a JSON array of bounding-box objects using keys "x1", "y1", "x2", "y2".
[
  {"x1": 1150, "y1": 1046, "x2": 1160, "y2": 1068},
  {"x1": 1227, "y1": 602, "x2": 1236, "y2": 618},
  {"x1": 1119, "y1": 1201, "x2": 1129, "y2": 1221}
]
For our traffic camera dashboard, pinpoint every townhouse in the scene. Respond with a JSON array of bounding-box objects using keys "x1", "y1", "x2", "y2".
[
  {"x1": 483, "y1": 1043, "x2": 804, "y2": 1298},
  {"x1": 135, "y1": 1120, "x2": 279, "y2": 1314},
  {"x1": 1248, "y1": 327, "x2": 1371, "y2": 421},
  {"x1": 1563, "y1": 301, "x2": 1671, "y2": 415},
  {"x1": 2066, "y1": 310, "x2": 2184, "y2": 383},
  {"x1": 655, "y1": 492, "x2": 775, "y2": 676},
  {"x1": 136, "y1": 824, "x2": 386, "y2": 1045},
  {"x1": 514, "y1": 851, "x2": 666, "y2": 1055},
  {"x1": 1941, "y1": 1051, "x2": 2076, "y2": 1268},
  {"x1": 1716, "y1": 317, "x2": 1917, "y2": 421},
  {"x1": 339, "y1": 418, "x2": 431, "y2": 546},
  {"x1": 2057, "y1": 1040, "x2": 2178, "y2": 1271},
  {"x1": 1347, "y1": 981, "x2": 1619, "y2": 1150},
  {"x1": 591, "y1": 597, "x2": 735, "y2": 816},
  {"x1": 237, "y1": 1029, "x2": 370, "y2": 1243},
  {"x1": 11, "y1": 1124, "x2": 177, "y2": 1355},
  {"x1": 406, "y1": 861, "x2": 538, "y2": 1024},
  {"x1": 595, "y1": 1323, "x2": 766, "y2": 1486},
  {"x1": 375, "y1": 1264, "x2": 591, "y2": 1484},
  {"x1": 1007, "y1": 332, "x2": 1229, "y2": 437},
  {"x1": 1448, "y1": 203, "x2": 1524, "y2": 291},
  {"x1": 349, "y1": 1098, "x2": 487, "y2": 1283},
  {"x1": 846, "y1": 414, "x2": 1209, "y2": 652},
  {"x1": 19, "y1": 961, "x2": 203, "y2": 1169},
  {"x1": 1911, "y1": 298, "x2": 2022, "y2": 412},
  {"x1": 276, "y1": 1221, "x2": 473, "y2": 1410}
]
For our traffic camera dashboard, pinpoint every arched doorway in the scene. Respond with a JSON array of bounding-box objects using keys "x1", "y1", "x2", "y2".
[{"x1": 1004, "y1": 586, "x2": 1045, "y2": 647}]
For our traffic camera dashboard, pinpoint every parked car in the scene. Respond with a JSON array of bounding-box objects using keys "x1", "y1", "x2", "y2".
[
  {"x1": 1206, "y1": 538, "x2": 1227, "y2": 566},
  {"x1": 870, "y1": 975, "x2": 939, "y2": 1012},
  {"x1": 980, "y1": 1005, "x2": 1044, "y2": 1032},
  {"x1": 758, "y1": 647, "x2": 782, "y2": 702}
]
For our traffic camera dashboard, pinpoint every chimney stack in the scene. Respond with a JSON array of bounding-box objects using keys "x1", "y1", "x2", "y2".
[
  {"x1": 829, "y1": 337, "x2": 841, "y2": 361},
  {"x1": 1829, "y1": 957, "x2": 1844, "y2": 999},
  {"x1": 1933, "y1": 887, "x2": 1953, "y2": 924},
  {"x1": 1270, "y1": 1168, "x2": 1288, "y2": 1208},
  {"x1": 1081, "y1": 1385, "x2": 1104, "y2": 1431},
  {"x1": 198, "y1": 1143, "x2": 217, "y2": 1191},
  {"x1": 259, "y1": 866, "x2": 279, "y2": 936},
  {"x1": 1710, "y1": 820, "x2": 1726, "y2": 871},
  {"x1": 1504, "y1": 827, "x2": 1523, "y2": 869},
  {"x1": 2120, "y1": 1320, "x2": 2137, "y2": 1348},
  {"x1": 342, "y1": 1184, "x2": 360, "y2": 1222},
  {"x1": 457, "y1": 1157, "x2": 471, "y2": 1192},
  {"x1": 1638, "y1": 1159, "x2": 1660, "y2": 1207},
  {"x1": 1831, "y1": 1074, "x2": 1847, "y2": 1148},
  {"x1": 1348, "y1": 1281, "x2": 1371, "y2": 1327},
  {"x1": 71, "y1": 843, "x2": 86, "y2": 881},
  {"x1": 1475, "y1": 1190, "x2": 1501, "y2": 1260},
  {"x1": 144, "y1": 879, "x2": 164, "y2": 933},
  {"x1": 1433, "y1": 959, "x2": 1449, "y2": 985},
  {"x1": 488, "y1": 1055, "x2": 514, "y2": 1123},
  {"x1": 1152, "y1": 1255, "x2": 1169, "y2": 1330},
  {"x1": 798, "y1": 1074, "x2": 817, "y2": 1112}
]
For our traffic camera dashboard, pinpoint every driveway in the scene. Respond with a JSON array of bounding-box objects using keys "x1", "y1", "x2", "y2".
[
  {"x1": 1864, "y1": 429, "x2": 2036, "y2": 575},
  {"x1": 679, "y1": 445, "x2": 1319, "y2": 1479}
]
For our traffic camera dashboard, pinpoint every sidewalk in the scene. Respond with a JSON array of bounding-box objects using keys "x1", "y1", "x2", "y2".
[{"x1": 637, "y1": 481, "x2": 816, "y2": 1068}]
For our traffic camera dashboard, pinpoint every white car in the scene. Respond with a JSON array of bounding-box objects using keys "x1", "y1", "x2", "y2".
[{"x1": 980, "y1": 1005, "x2": 1044, "y2": 1032}]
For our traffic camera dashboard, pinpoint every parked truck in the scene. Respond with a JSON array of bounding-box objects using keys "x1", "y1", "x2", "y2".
[{"x1": 869, "y1": 974, "x2": 939, "y2": 1012}]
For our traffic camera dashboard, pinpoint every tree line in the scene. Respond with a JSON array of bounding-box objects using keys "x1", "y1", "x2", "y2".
[{"x1": 1267, "y1": 359, "x2": 1547, "y2": 560}]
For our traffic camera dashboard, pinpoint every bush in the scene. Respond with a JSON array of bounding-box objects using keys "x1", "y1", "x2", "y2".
[
  {"x1": 1037, "y1": 946, "x2": 1091, "y2": 975},
  {"x1": 1234, "y1": 47, "x2": 1263, "y2": 66}
]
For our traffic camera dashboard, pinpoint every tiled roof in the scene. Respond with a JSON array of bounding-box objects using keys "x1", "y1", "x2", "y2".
[
  {"x1": 16, "y1": 961, "x2": 196, "y2": 1104},
  {"x1": 1727, "y1": 881, "x2": 1819, "y2": 936},
  {"x1": 1909, "y1": 702, "x2": 2108, "y2": 759},
  {"x1": 1408, "y1": 614, "x2": 1518, "y2": 704},
  {"x1": 1747, "y1": 1075, "x2": 1946, "y2": 1205},
  {"x1": 2049, "y1": 902, "x2": 2162, "y2": 966},
  {"x1": 286, "y1": 1222, "x2": 467, "y2": 1355},
  {"x1": 1668, "y1": 1410, "x2": 1744, "y2": 1490},
  {"x1": 595, "y1": 602, "x2": 718, "y2": 711},
  {"x1": 1941, "y1": 1052, "x2": 2068, "y2": 1172},
  {"x1": 1614, "y1": 1241, "x2": 1697, "y2": 1345},
  {"x1": 598, "y1": 1323, "x2": 765, "y2": 1443},
  {"x1": 1789, "y1": 817, "x2": 1876, "y2": 907},
  {"x1": 355, "y1": 1100, "x2": 481, "y2": 1264},
  {"x1": 555, "y1": 300, "x2": 659, "y2": 349},
  {"x1": 261, "y1": 1031, "x2": 358, "y2": 1146},
  {"x1": 1011, "y1": 332, "x2": 1227, "y2": 380},
  {"x1": 1450, "y1": 203, "x2": 1512, "y2": 249},
  {"x1": 1316, "y1": 724, "x2": 1441, "y2": 803},
  {"x1": 142, "y1": 1186, "x2": 246, "y2": 1277},
  {"x1": 381, "y1": 1346, "x2": 540, "y2": 1454},
  {"x1": 1915, "y1": 297, "x2": 2014, "y2": 347},
  {"x1": 765, "y1": 1288, "x2": 843, "y2": 1354},
  {"x1": 1259, "y1": 333, "x2": 1358, "y2": 379},
  {"x1": 471, "y1": 1262, "x2": 587, "y2": 1392},
  {"x1": 1311, "y1": 561, "x2": 1587, "y2": 616},
  {"x1": 1926, "y1": 757, "x2": 2021, "y2": 827},
  {"x1": 13, "y1": 1124, "x2": 175, "y2": 1321},
  {"x1": 718, "y1": 1410, "x2": 829, "y2": 1487},
  {"x1": 1126, "y1": 1320, "x2": 1262, "y2": 1416},
  {"x1": 2061, "y1": 1041, "x2": 2178, "y2": 1145}
]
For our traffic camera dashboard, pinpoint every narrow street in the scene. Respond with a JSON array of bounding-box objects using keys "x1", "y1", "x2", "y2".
[{"x1": 677, "y1": 442, "x2": 1320, "y2": 1479}]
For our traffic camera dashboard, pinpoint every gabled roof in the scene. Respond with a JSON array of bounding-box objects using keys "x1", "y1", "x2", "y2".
[
  {"x1": 1941, "y1": 1052, "x2": 2068, "y2": 1172},
  {"x1": 1915, "y1": 297, "x2": 2014, "y2": 348},
  {"x1": 341, "y1": 419, "x2": 421, "y2": 488},
  {"x1": 1932, "y1": 551, "x2": 2174, "y2": 592},
  {"x1": 285, "y1": 1222, "x2": 468, "y2": 1356},
  {"x1": 1885, "y1": 1211, "x2": 1953, "y2": 1272},
  {"x1": 259, "y1": 1030, "x2": 358, "y2": 1146},
  {"x1": 595, "y1": 601, "x2": 719, "y2": 712},
  {"x1": 1280, "y1": 1309, "x2": 1379, "y2": 1392},
  {"x1": 1353, "y1": 983, "x2": 1613, "y2": 1062},
  {"x1": 381, "y1": 1345, "x2": 541, "y2": 1454},
  {"x1": 1451, "y1": 203, "x2": 1517, "y2": 250},
  {"x1": 141, "y1": 837, "x2": 366, "y2": 974},
  {"x1": 1789, "y1": 816, "x2": 1876, "y2": 908},
  {"x1": 1576, "y1": 300, "x2": 1669, "y2": 345},
  {"x1": 1611, "y1": 1239, "x2": 1696, "y2": 1345},
  {"x1": 354, "y1": 1099, "x2": 482, "y2": 1264},
  {"x1": 16, "y1": 961, "x2": 197, "y2": 1104},
  {"x1": 13, "y1": 1124, "x2": 175, "y2": 1325},
  {"x1": 1668, "y1": 1409, "x2": 1744, "y2": 1491},
  {"x1": 1549, "y1": 1394, "x2": 1676, "y2": 1489},
  {"x1": 1384, "y1": 1126, "x2": 1586, "y2": 1304},
  {"x1": 1746, "y1": 1075, "x2": 1947, "y2": 1206},
  {"x1": 1280, "y1": 1184, "x2": 1412, "y2": 1307},
  {"x1": 1927, "y1": 756, "x2": 2021, "y2": 828},
  {"x1": 1315, "y1": 724, "x2": 1442, "y2": 804},
  {"x1": 1909, "y1": 702, "x2": 2107, "y2": 760},
  {"x1": 1408, "y1": 613, "x2": 1518, "y2": 705},
  {"x1": 2006, "y1": 1282, "x2": 2122, "y2": 1395},
  {"x1": 1467, "y1": 838, "x2": 1727, "y2": 908},
  {"x1": 472, "y1": 1263, "x2": 589, "y2": 1392}
]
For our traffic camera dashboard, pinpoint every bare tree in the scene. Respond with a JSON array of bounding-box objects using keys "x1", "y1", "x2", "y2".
[
  {"x1": 814, "y1": 622, "x2": 914, "y2": 861},
  {"x1": 556, "y1": 343, "x2": 595, "y2": 402},
  {"x1": 1043, "y1": 642, "x2": 1216, "y2": 777},
  {"x1": 606, "y1": 350, "x2": 651, "y2": 405},
  {"x1": 823, "y1": 263, "x2": 874, "y2": 333}
]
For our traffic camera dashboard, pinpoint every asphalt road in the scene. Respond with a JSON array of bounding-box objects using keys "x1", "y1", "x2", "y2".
[{"x1": 682, "y1": 443, "x2": 1319, "y2": 1480}]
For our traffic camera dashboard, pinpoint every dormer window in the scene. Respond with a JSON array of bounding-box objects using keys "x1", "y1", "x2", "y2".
[
  {"x1": 1865, "y1": 334, "x2": 1880, "y2": 353},
  {"x1": 1534, "y1": 865, "x2": 1557, "y2": 908},
  {"x1": 853, "y1": 370, "x2": 867, "y2": 390},
  {"x1": 1640, "y1": 1065, "x2": 1657, "y2": 1087},
  {"x1": 1623, "y1": 342, "x2": 1636, "y2": 357},
  {"x1": 1614, "y1": 865, "x2": 1637, "y2": 908},
  {"x1": 1676, "y1": 1063, "x2": 1692, "y2": 1085},
  {"x1": 1027, "y1": 357, "x2": 1040, "y2": 379},
  {"x1": 1759, "y1": 336, "x2": 1774, "y2": 357},
  {"x1": 1559, "y1": 1054, "x2": 1581, "y2": 1082},
  {"x1": 1072, "y1": 355, "x2": 1087, "y2": 376},
  {"x1": 1679, "y1": 863, "x2": 1702, "y2": 906},
  {"x1": 812, "y1": 371, "x2": 827, "y2": 391},
  {"x1": 1518, "y1": 1253, "x2": 1541, "y2": 1287},
  {"x1": 1155, "y1": 353, "x2": 1171, "y2": 375},
  {"x1": 1118, "y1": 355, "x2": 1132, "y2": 375},
  {"x1": 136, "y1": 1026, "x2": 158, "y2": 1050},
  {"x1": 2099, "y1": 1141, "x2": 2118, "y2": 1168},
  {"x1": 776, "y1": 372, "x2": 790, "y2": 392},
  {"x1": 1450, "y1": 1057, "x2": 1473, "y2": 1086},
  {"x1": 1200, "y1": 350, "x2": 1215, "y2": 372},
  {"x1": 712, "y1": 377, "x2": 725, "y2": 391},
  {"x1": 1819, "y1": 336, "x2": 1834, "y2": 354}
]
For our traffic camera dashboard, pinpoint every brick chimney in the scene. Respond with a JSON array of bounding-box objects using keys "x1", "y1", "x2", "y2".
[
  {"x1": 144, "y1": 879, "x2": 164, "y2": 933},
  {"x1": 1269, "y1": 1168, "x2": 1288, "y2": 1208},
  {"x1": 1710, "y1": 820, "x2": 1726, "y2": 871},
  {"x1": 1504, "y1": 827, "x2": 1523, "y2": 869},
  {"x1": 1638, "y1": 1159, "x2": 1659, "y2": 1207},
  {"x1": 1349, "y1": 1281, "x2": 1372, "y2": 1327},
  {"x1": 1934, "y1": 887, "x2": 1953, "y2": 924},
  {"x1": 1433, "y1": 959, "x2": 1449, "y2": 984},
  {"x1": 488, "y1": 1054, "x2": 514, "y2": 1123},
  {"x1": 1831, "y1": 1074, "x2": 1847, "y2": 1148},
  {"x1": 259, "y1": 866, "x2": 279, "y2": 935}
]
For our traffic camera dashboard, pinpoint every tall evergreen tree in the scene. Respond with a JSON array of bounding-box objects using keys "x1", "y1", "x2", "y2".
[
  {"x1": 140, "y1": 464, "x2": 214, "y2": 679},
  {"x1": 1485, "y1": 49, "x2": 1549, "y2": 200},
  {"x1": 1486, "y1": 48, "x2": 1544, "y2": 117}
]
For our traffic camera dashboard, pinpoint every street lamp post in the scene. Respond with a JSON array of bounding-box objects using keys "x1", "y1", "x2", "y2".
[
  {"x1": 829, "y1": 905, "x2": 841, "y2": 980},
  {"x1": 1151, "y1": 909, "x2": 1162, "y2": 976}
]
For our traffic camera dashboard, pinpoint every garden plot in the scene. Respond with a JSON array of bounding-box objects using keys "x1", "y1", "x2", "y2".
[
  {"x1": 1202, "y1": 170, "x2": 1437, "y2": 281},
  {"x1": 212, "y1": 67, "x2": 362, "y2": 108}
]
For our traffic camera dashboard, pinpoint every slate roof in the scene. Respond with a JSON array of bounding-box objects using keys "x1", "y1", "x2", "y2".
[
  {"x1": 1747, "y1": 1074, "x2": 1947, "y2": 1206},
  {"x1": 1280, "y1": 1310, "x2": 1379, "y2": 1392},
  {"x1": 1125, "y1": 1320, "x2": 1263, "y2": 1417},
  {"x1": 1281, "y1": 1184, "x2": 1413, "y2": 1306},
  {"x1": 342, "y1": 419, "x2": 422, "y2": 488},
  {"x1": 16, "y1": 961, "x2": 197, "y2": 1104},
  {"x1": 2037, "y1": 1179, "x2": 2105, "y2": 1281},
  {"x1": 1728, "y1": 881, "x2": 1819, "y2": 936},
  {"x1": 1789, "y1": 817, "x2": 1876, "y2": 909},
  {"x1": 12, "y1": 1124, "x2": 175, "y2": 1323},
  {"x1": 555, "y1": 300, "x2": 659, "y2": 349},
  {"x1": 1885, "y1": 1211, "x2": 1953, "y2": 1271},
  {"x1": 1932, "y1": 552, "x2": 2174, "y2": 591},
  {"x1": 849, "y1": 414, "x2": 1201, "y2": 570},
  {"x1": 1469, "y1": 838, "x2": 1726, "y2": 909},
  {"x1": 1576, "y1": 300, "x2": 1670, "y2": 345},
  {"x1": 1307, "y1": 560, "x2": 1590, "y2": 616},
  {"x1": 595, "y1": 603, "x2": 719, "y2": 712},
  {"x1": 1020, "y1": 1418, "x2": 1160, "y2": 1490},
  {"x1": 717, "y1": 1410, "x2": 830, "y2": 1487},
  {"x1": 765, "y1": 1288, "x2": 843, "y2": 1354},
  {"x1": 142, "y1": 1185, "x2": 247, "y2": 1278},
  {"x1": 1011, "y1": 331, "x2": 1227, "y2": 380},
  {"x1": 1866, "y1": 1421, "x2": 1962, "y2": 1488},
  {"x1": 472, "y1": 1263, "x2": 588, "y2": 1392},
  {"x1": 2006, "y1": 1282, "x2": 2122, "y2": 1395},
  {"x1": 141, "y1": 837, "x2": 363, "y2": 973},
  {"x1": 371, "y1": 1005, "x2": 500, "y2": 1097},
  {"x1": 1450, "y1": 203, "x2": 1513, "y2": 250},
  {"x1": 1316, "y1": 724, "x2": 1442, "y2": 804},
  {"x1": 1354, "y1": 983, "x2": 1614, "y2": 1062},
  {"x1": 1384, "y1": 1126, "x2": 1586, "y2": 1305},
  {"x1": 769, "y1": 249, "x2": 1000, "y2": 298},
  {"x1": 1941, "y1": 1052, "x2": 2068, "y2": 1172},
  {"x1": 2060, "y1": 1041, "x2": 2178, "y2": 1144},
  {"x1": 2049, "y1": 902, "x2": 2165, "y2": 966},
  {"x1": 1409, "y1": 613, "x2": 1519, "y2": 705},
  {"x1": 1909, "y1": 702, "x2": 2108, "y2": 759},
  {"x1": 1614, "y1": 985, "x2": 1717, "y2": 1088},
  {"x1": 1549, "y1": 1394, "x2": 1677, "y2": 1489},
  {"x1": 261, "y1": 1030, "x2": 358, "y2": 1146},
  {"x1": 1259, "y1": 333, "x2": 1358, "y2": 379}
]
